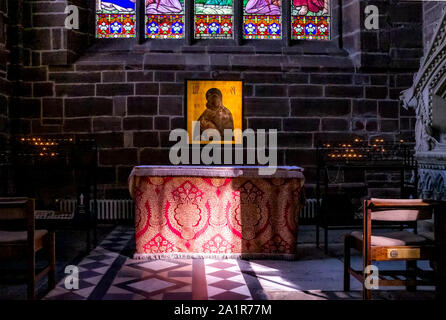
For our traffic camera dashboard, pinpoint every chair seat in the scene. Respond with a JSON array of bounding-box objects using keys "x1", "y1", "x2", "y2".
[
  {"x1": 351, "y1": 230, "x2": 428, "y2": 246},
  {"x1": 0, "y1": 230, "x2": 48, "y2": 244}
]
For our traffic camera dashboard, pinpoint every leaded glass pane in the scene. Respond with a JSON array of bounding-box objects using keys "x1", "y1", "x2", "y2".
[
  {"x1": 194, "y1": 0, "x2": 234, "y2": 39},
  {"x1": 291, "y1": 0, "x2": 330, "y2": 40},
  {"x1": 145, "y1": 0, "x2": 185, "y2": 39},
  {"x1": 96, "y1": 0, "x2": 136, "y2": 38},
  {"x1": 243, "y1": 0, "x2": 282, "y2": 40}
]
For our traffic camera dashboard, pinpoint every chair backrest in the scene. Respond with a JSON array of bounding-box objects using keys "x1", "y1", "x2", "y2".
[
  {"x1": 368, "y1": 198, "x2": 433, "y2": 222},
  {"x1": 0, "y1": 198, "x2": 34, "y2": 220},
  {"x1": 0, "y1": 198, "x2": 36, "y2": 260}
]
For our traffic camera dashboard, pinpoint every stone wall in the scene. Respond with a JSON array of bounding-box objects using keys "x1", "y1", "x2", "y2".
[
  {"x1": 2, "y1": 0, "x2": 431, "y2": 198},
  {"x1": 343, "y1": 0, "x2": 424, "y2": 70},
  {"x1": 0, "y1": 0, "x2": 9, "y2": 140}
]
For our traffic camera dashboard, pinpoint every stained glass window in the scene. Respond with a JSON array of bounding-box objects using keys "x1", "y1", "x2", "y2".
[
  {"x1": 96, "y1": 0, "x2": 136, "y2": 38},
  {"x1": 243, "y1": 0, "x2": 282, "y2": 40},
  {"x1": 146, "y1": 0, "x2": 185, "y2": 39},
  {"x1": 194, "y1": 0, "x2": 234, "y2": 39},
  {"x1": 291, "y1": 0, "x2": 330, "y2": 40},
  {"x1": 95, "y1": 1, "x2": 333, "y2": 42}
]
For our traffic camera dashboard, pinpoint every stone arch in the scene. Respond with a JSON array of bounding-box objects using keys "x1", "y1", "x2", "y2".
[
  {"x1": 433, "y1": 172, "x2": 446, "y2": 200},
  {"x1": 422, "y1": 171, "x2": 435, "y2": 198},
  {"x1": 417, "y1": 172, "x2": 423, "y2": 195}
]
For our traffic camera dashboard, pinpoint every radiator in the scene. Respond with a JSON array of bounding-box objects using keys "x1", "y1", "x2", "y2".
[
  {"x1": 59, "y1": 198, "x2": 318, "y2": 221},
  {"x1": 94, "y1": 199, "x2": 134, "y2": 220},
  {"x1": 59, "y1": 199, "x2": 134, "y2": 220},
  {"x1": 299, "y1": 198, "x2": 320, "y2": 220}
]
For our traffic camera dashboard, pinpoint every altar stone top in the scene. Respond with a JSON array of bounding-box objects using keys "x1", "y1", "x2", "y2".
[{"x1": 128, "y1": 165, "x2": 305, "y2": 198}]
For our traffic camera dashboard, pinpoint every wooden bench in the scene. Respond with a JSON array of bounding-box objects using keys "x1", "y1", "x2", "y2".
[{"x1": 0, "y1": 198, "x2": 56, "y2": 300}]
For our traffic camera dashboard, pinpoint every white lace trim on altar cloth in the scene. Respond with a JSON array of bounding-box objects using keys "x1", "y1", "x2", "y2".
[{"x1": 133, "y1": 252, "x2": 298, "y2": 260}]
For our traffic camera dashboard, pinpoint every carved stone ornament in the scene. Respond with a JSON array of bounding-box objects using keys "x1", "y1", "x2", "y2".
[{"x1": 401, "y1": 8, "x2": 446, "y2": 200}]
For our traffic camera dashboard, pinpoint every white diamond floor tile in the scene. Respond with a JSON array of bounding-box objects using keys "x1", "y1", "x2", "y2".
[
  {"x1": 127, "y1": 278, "x2": 176, "y2": 294},
  {"x1": 204, "y1": 266, "x2": 222, "y2": 274},
  {"x1": 231, "y1": 285, "x2": 252, "y2": 297},
  {"x1": 204, "y1": 275, "x2": 222, "y2": 285},
  {"x1": 226, "y1": 274, "x2": 246, "y2": 283},
  {"x1": 207, "y1": 286, "x2": 226, "y2": 297},
  {"x1": 137, "y1": 260, "x2": 179, "y2": 271}
]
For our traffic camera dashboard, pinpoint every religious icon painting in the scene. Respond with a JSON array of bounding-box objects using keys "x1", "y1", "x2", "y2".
[
  {"x1": 243, "y1": 0, "x2": 282, "y2": 40},
  {"x1": 194, "y1": 0, "x2": 234, "y2": 39},
  {"x1": 185, "y1": 80, "x2": 244, "y2": 144},
  {"x1": 291, "y1": 0, "x2": 330, "y2": 40},
  {"x1": 145, "y1": 0, "x2": 185, "y2": 39},
  {"x1": 96, "y1": 0, "x2": 136, "y2": 38}
]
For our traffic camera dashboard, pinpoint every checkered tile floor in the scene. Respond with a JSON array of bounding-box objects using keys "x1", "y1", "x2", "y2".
[
  {"x1": 205, "y1": 260, "x2": 252, "y2": 300},
  {"x1": 44, "y1": 226, "x2": 132, "y2": 300},
  {"x1": 43, "y1": 226, "x2": 435, "y2": 300},
  {"x1": 44, "y1": 226, "x2": 255, "y2": 300}
]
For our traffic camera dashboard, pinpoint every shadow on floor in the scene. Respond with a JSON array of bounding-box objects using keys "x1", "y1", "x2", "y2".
[{"x1": 0, "y1": 225, "x2": 115, "y2": 300}]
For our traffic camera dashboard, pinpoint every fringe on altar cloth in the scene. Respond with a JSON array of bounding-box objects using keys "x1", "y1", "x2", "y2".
[{"x1": 133, "y1": 252, "x2": 298, "y2": 260}]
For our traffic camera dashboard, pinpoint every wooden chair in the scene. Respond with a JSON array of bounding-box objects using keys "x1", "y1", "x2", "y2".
[
  {"x1": 0, "y1": 198, "x2": 56, "y2": 300},
  {"x1": 344, "y1": 198, "x2": 437, "y2": 300}
]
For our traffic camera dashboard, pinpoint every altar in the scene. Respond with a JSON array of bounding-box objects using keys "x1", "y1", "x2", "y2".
[{"x1": 128, "y1": 166, "x2": 305, "y2": 259}]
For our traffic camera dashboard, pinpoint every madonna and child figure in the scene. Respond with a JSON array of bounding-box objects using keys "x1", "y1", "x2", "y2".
[{"x1": 196, "y1": 88, "x2": 234, "y2": 141}]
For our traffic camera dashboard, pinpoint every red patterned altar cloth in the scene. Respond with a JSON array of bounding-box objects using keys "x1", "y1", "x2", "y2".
[{"x1": 129, "y1": 166, "x2": 305, "y2": 259}]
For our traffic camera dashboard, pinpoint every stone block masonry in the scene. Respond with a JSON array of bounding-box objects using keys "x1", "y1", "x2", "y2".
[{"x1": 0, "y1": 0, "x2": 9, "y2": 141}]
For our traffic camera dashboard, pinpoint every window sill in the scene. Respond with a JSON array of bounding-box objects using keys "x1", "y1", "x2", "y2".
[
  {"x1": 87, "y1": 37, "x2": 344, "y2": 55},
  {"x1": 78, "y1": 37, "x2": 353, "y2": 72}
]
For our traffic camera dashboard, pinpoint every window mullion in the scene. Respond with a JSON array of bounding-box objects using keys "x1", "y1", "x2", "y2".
[
  {"x1": 337, "y1": 0, "x2": 343, "y2": 48},
  {"x1": 283, "y1": 0, "x2": 290, "y2": 46},
  {"x1": 137, "y1": 0, "x2": 145, "y2": 44},
  {"x1": 186, "y1": 0, "x2": 193, "y2": 45},
  {"x1": 234, "y1": 0, "x2": 243, "y2": 45}
]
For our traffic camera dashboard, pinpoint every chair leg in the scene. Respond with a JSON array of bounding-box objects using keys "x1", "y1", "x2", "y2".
[
  {"x1": 344, "y1": 236, "x2": 351, "y2": 292},
  {"x1": 48, "y1": 232, "x2": 56, "y2": 289},
  {"x1": 27, "y1": 249, "x2": 36, "y2": 300},
  {"x1": 363, "y1": 257, "x2": 372, "y2": 300},
  {"x1": 364, "y1": 288, "x2": 372, "y2": 300},
  {"x1": 324, "y1": 227, "x2": 328, "y2": 254},
  {"x1": 93, "y1": 224, "x2": 98, "y2": 247},
  {"x1": 363, "y1": 282, "x2": 372, "y2": 300},
  {"x1": 406, "y1": 260, "x2": 417, "y2": 292},
  {"x1": 86, "y1": 228, "x2": 91, "y2": 253}
]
